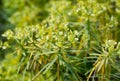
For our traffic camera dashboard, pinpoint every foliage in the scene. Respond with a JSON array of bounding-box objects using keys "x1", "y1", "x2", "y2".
[{"x1": 0, "y1": 0, "x2": 120, "y2": 81}]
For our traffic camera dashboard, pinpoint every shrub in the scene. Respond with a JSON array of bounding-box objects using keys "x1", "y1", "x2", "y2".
[{"x1": 0, "y1": 0, "x2": 120, "y2": 81}]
